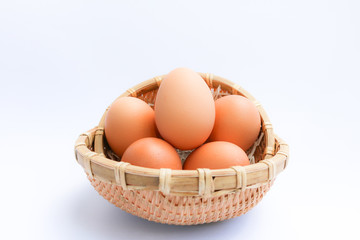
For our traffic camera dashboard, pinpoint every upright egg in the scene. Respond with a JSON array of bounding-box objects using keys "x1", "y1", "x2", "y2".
[
  {"x1": 121, "y1": 138, "x2": 182, "y2": 170},
  {"x1": 105, "y1": 97, "x2": 157, "y2": 157},
  {"x1": 183, "y1": 141, "x2": 250, "y2": 170},
  {"x1": 155, "y1": 68, "x2": 215, "y2": 150},
  {"x1": 208, "y1": 95, "x2": 261, "y2": 151}
]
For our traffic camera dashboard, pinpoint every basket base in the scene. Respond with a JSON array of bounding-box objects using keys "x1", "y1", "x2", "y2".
[{"x1": 88, "y1": 176, "x2": 273, "y2": 225}]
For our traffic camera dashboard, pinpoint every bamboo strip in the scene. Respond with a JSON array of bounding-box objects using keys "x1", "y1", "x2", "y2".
[{"x1": 74, "y1": 127, "x2": 288, "y2": 196}]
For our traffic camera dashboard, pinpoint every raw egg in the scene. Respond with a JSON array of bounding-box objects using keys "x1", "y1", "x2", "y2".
[
  {"x1": 183, "y1": 141, "x2": 250, "y2": 170},
  {"x1": 121, "y1": 137, "x2": 182, "y2": 170},
  {"x1": 155, "y1": 68, "x2": 215, "y2": 150},
  {"x1": 105, "y1": 97, "x2": 157, "y2": 157},
  {"x1": 209, "y1": 95, "x2": 261, "y2": 151}
]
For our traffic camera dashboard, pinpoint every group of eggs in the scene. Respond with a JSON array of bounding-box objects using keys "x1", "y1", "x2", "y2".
[{"x1": 104, "y1": 68, "x2": 261, "y2": 170}]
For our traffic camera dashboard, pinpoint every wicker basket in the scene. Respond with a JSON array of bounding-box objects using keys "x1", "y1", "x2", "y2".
[{"x1": 74, "y1": 73, "x2": 289, "y2": 225}]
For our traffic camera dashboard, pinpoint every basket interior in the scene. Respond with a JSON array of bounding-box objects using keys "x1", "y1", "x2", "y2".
[{"x1": 100, "y1": 84, "x2": 267, "y2": 166}]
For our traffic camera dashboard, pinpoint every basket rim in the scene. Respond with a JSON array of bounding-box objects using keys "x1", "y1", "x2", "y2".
[
  {"x1": 74, "y1": 72, "x2": 289, "y2": 196},
  {"x1": 75, "y1": 127, "x2": 288, "y2": 196}
]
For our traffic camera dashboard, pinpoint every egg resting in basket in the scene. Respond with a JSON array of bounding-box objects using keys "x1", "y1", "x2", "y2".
[{"x1": 74, "y1": 73, "x2": 289, "y2": 225}]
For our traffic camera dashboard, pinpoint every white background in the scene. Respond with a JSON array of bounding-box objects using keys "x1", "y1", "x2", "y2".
[{"x1": 1, "y1": 1, "x2": 359, "y2": 239}]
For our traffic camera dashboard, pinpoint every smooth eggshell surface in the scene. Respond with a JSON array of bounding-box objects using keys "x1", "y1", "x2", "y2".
[
  {"x1": 183, "y1": 141, "x2": 250, "y2": 170},
  {"x1": 209, "y1": 95, "x2": 261, "y2": 151},
  {"x1": 105, "y1": 97, "x2": 157, "y2": 157},
  {"x1": 121, "y1": 137, "x2": 182, "y2": 170},
  {"x1": 155, "y1": 68, "x2": 215, "y2": 150}
]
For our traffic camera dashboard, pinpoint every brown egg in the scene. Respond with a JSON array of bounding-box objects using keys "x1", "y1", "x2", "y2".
[
  {"x1": 121, "y1": 138, "x2": 182, "y2": 170},
  {"x1": 105, "y1": 97, "x2": 157, "y2": 157},
  {"x1": 155, "y1": 68, "x2": 215, "y2": 150},
  {"x1": 183, "y1": 141, "x2": 249, "y2": 170},
  {"x1": 209, "y1": 95, "x2": 261, "y2": 151}
]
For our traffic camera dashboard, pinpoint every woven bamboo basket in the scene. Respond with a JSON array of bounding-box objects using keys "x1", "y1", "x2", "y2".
[{"x1": 74, "y1": 73, "x2": 289, "y2": 225}]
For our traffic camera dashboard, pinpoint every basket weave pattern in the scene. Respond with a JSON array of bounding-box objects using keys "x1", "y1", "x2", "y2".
[{"x1": 88, "y1": 175, "x2": 273, "y2": 225}]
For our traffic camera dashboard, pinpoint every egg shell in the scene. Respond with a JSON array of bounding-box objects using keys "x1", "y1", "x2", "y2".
[
  {"x1": 155, "y1": 68, "x2": 215, "y2": 150},
  {"x1": 121, "y1": 137, "x2": 182, "y2": 170},
  {"x1": 183, "y1": 141, "x2": 250, "y2": 170},
  {"x1": 209, "y1": 95, "x2": 261, "y2": 151},
  {"x1": 105, "y1": 97, "x2": 157, "y2": 157}
]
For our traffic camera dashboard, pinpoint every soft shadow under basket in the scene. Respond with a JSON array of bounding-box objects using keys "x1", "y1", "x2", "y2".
[{"x1": 74, "y1": 73, "x2": 289, "y2": 225}]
